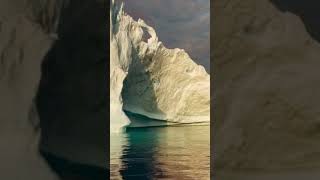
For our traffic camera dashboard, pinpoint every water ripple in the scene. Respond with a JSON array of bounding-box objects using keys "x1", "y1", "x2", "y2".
[{"x1": 111, "y1": 125, "x2": 210, "y2": 180}]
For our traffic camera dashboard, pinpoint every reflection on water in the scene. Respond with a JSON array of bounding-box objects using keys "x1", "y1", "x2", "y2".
[{"x1": 110, "y1": 125, "x2": 210, "y2": 180}]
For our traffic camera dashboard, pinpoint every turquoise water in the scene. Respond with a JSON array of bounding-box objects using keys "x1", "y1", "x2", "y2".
[{"x1": 110, "y1": 125, "x2": 210, "y2": 180}]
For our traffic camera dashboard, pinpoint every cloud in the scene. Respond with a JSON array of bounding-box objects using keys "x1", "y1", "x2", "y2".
[{"x1": 119, "y1": 0, "x2": 210, "y2": 72}]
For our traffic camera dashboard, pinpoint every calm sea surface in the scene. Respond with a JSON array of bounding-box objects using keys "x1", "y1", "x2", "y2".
[{"x1": 110, "y1": 125, "x2": 210, "y2": 180}]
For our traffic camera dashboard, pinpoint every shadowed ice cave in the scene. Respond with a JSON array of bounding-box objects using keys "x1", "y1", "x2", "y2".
[{"x1": 121, "y1": 42, "x2": 166, "y2": 127}]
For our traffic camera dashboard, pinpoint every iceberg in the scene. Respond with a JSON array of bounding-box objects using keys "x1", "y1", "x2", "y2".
[{"x1": 110, "y1": 0, "x2": 210, "y2": 133}]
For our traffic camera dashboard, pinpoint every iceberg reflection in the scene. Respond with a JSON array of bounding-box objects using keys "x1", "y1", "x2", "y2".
[{"x1": 110, "y1": 123, "x2": 210, "y2": 180}]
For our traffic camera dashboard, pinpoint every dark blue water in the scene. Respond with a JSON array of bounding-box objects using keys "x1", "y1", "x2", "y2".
[{"x1": 110, "y1": 125, "x2": 210, "y2": 180}]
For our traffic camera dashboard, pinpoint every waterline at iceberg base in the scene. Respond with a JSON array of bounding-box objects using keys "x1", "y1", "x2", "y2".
[{"x1": 110, "y1": 0, "x2": 210, "y2": 133}]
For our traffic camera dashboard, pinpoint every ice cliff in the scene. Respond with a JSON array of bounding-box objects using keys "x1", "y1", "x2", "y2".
[{"x1": 110, "y1": 0, "x2": 210, "y2": 133}]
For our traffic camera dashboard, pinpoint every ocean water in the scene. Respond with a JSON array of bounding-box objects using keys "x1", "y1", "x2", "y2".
[{"x1": 110, "y1": 124, "x2": 210, "y2": 180}]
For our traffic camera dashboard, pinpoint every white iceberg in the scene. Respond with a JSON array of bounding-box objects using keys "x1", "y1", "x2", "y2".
[{"x1": 110, "y1": 0, "x2": 210, "y2": 133}]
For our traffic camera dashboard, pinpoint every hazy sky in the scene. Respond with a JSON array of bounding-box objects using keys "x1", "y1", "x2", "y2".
[{"x1": 119, "y1": 0, "x2": 210, "y2": 72}]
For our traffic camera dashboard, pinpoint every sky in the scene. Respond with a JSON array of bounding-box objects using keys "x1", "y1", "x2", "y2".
[{"x1": 119, "y1": 0, "x2": 210, "y2": 72}]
